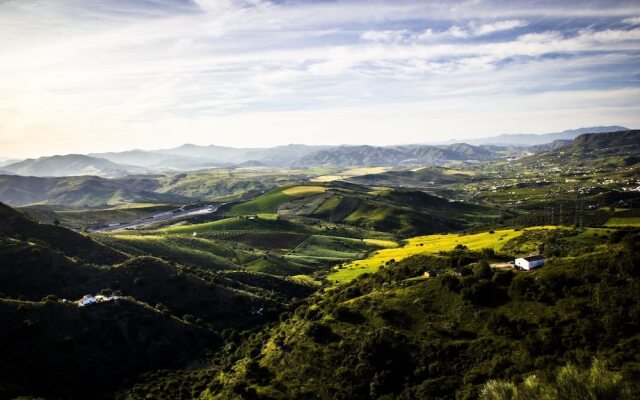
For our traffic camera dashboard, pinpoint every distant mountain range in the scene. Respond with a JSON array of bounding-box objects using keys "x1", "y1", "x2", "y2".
[
  {"x1": 456, "y1": 126, "x2": 628, "y2": 147},
  {"x1": 0, "y1": 126, "x2": 630, "y2": 177},
  {"x1": 0, "y1": 129, "x2": 636, "y2": 206}
]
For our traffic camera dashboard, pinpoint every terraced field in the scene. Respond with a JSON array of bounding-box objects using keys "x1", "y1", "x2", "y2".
[
  {"x1": 286, "y1": 235, "x2": 396, "y2": 265},
  {"x1": 328, "y1": 226, "x2": 559, "y2": 282}
]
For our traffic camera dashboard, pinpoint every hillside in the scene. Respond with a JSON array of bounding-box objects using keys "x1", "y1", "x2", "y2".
[
  {"x1": 0, "y1": 297, "x2": 217, "y2": 400},
  {"x1": 519, "y1": 129, "x2": 640, "y2": 167},
  {"x1": 0, "y1": 175, "x2": 190, "y2": 207},
  {"x1": 2, "y1": 154, "x2": 146, "y2": 178},
  {"x1": 292, "y1": 144, "x2": 493, "y2": 167},
  {"x1": 0, "y1": 202, "x2": 126, "y2": 264},
  {"x1": 119, "y1": 228, "x2": 640, "y2": 399},
  {"x1": 462, "y1": 126, "x2": 629, "y2": 146},
  {"x1": 571, "y1": 129, "x2": 640, "y2": 153},
  {"x1": 346, "y1": 166, "x2": 480, "y2": 189},
  {"x1": 0, "y1": 202, "x2": 317, "y2": 399}
]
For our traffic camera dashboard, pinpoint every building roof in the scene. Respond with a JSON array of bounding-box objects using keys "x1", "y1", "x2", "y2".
[{"x1": 521, "y1": 255, "x2": 546, "y2": 262}]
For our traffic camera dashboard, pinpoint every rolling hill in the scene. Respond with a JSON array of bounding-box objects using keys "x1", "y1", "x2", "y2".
[
  {"x1": 0, "y1": 175, "x2": 190, "y2": 207},
  {"x1": 520, "y1": 129, "x2": 640, "y2": 166},
  {"x1": 1, "y1": 154, "x2": 146, "y2": 178},
  {"x1": 0, "y1": 201, "x2": 318, "y2": 399},
  {"x1": 0, "y1": 202, "x2": 126, "y2": 264},
  {"x1": 118, "y1": 228, "x2": 640, "y2": 399}
]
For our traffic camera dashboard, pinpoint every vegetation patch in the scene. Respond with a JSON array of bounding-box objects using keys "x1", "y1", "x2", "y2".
[
  {"x1": 605, "y1": 216, "x2": 640, "y2": 227},
  {"x1": 281, "y1": 186, "x2": 327, "y2": 197},
  {"x1": 328, "y1": 227, "x2": 559, "y2": 282}
]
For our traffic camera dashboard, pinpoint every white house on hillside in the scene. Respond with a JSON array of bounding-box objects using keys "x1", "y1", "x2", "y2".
[
  {"x1": 78, "y1": 295, "x2": 97, "y2": 307},
  {"x1": 515, "y1": 255, "x2": 546, "y2": 270}
]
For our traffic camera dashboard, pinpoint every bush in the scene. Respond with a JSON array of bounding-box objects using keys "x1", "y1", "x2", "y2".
[
  {"x1": 475, "y1": 260, "x2": 493, "y2": 279},
  {"x1": 479, "y1": 359, "x2": 630, "y2": 400}
]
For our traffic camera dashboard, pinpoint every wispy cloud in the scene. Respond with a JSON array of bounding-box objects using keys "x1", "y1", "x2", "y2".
[
  {"x1": 471, "y1": 19, "x2": 528, "y2": 36},
  {"x1": 0, "y1": 0, "x2": 639, "y2": 156}
]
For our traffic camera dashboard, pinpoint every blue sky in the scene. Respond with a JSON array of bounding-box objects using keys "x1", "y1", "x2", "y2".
[{"x1": 0, "y1": 0, "x2": 639, "y2": 157}]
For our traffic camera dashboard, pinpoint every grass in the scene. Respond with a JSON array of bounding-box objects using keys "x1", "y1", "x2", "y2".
[
  {"x1": 156, "y1": 215, "x2": 316, "y2": 235},
  {"x1": 363, "y1": 238, "x2": 398, "y2": 248},
  {"x1": 313, "y1": 195, "x2": 342, "y2": 215},
  {"x1": 310, "y1": 167, "x2": 390, "y2": 182},
  {"x1": 327, "y1": 226, "x2": 559, "y2": 282},
  {"x1": 286, "y1": 235, "x2": 392, "y2": 264},
  {"x1": 97, "y1": 234, "x2": 241, "y2": 270},
  {"x1": 228, "y1": 186, "x2": 326, "y2": 216},
  {"x1": 244, "y1": 255, "x2": 311, "y2": 276},
  {"x1": 281, "y1": 186, "x2": 327, "y2": 196},
  {"x1": 228, "y1": 188, "x2": 293, "y2": 215},
  {"x1": 604, "y1": 217, "x2": 640, "y2": 227}
]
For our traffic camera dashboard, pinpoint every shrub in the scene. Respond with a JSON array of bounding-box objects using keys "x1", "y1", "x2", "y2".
[{"x1": 479, "y1": 359, "x2": 630, "y2": 400}]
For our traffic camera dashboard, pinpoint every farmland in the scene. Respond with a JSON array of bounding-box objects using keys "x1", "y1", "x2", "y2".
[
  {"x1": 605, "y1": 216, "x2": 640, "y2": 227},
  {"x1": 328, "y1": 226, "x2": 558, "y2": 282}
]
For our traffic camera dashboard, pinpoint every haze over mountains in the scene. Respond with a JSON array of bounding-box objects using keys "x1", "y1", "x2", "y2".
[
  {"x1": 0, "y1": 126, "x2": 630, "y2": 178},
  {"x1": 0, "y1": 128, "x2": 637, "y2": 208}
]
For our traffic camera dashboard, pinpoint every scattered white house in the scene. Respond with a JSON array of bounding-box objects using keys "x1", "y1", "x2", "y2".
[
  {"x1": 78, "y1": 295, "x2": 97, "y2": 307},
  {"x1": 78, "y1": 294, "x2": 120, "y2": 307},
  {"x1": 515, "y1": 255, "x2": 546, "y2": 270}
]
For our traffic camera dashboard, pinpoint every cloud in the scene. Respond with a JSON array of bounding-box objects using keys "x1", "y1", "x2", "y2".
[
  {"x1": 622, "y1": 16, "x2": 640, "y2": 25},
  {"x1": 0, "y1": 0, "x2": 639, "y2": 157},
  {"x1": 472, "y1": 19, "x2": 528, "y2": 36},
  {"x1": 361, "y1": 30, "x2": 412, "y2": 43}
]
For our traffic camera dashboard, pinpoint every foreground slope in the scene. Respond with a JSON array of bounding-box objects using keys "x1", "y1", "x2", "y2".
[
  {"x1": 119, "y1": 228, "x2": 640, "y2": 399},
  {"x1": 0, "y1": 203, "x2": 317, "y2": 399}
]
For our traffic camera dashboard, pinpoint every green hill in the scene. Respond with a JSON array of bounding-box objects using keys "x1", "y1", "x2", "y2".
[
  {"x1": 0, "y1": 202, "x2": 126, "y2": 264},
  {"x1": 1, "y1": 154, "x2": 145, "y2": 177},
  {"x1": 0, "y1": 297, "x2": 217, "y2": 400},
  {"x1": 0, "y1": 175, "x2": 190, "y2": 207},
  {"x1": 0, "y1": 202, "x2": 318, "y2": 399},
  {"x1": 120, "y1": 228, "x2": 640, "y2": 399}
]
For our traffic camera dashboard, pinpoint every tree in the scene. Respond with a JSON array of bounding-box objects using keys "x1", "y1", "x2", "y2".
[{"x1": 475, "y1": 260, "x2": 493, "y2": 279}]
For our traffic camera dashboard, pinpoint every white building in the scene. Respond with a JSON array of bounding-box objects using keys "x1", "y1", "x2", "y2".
[
  {"x1": 515, "y1": 255, "x2": 546, "y2": 270},
  {"x1": 78, "y1": 295, "x2": 97, "y2": 307}
]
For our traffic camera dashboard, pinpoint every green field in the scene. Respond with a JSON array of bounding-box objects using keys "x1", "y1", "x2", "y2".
[
  {"x1": 244, "y1": 255, "x2": 312, "y2": 275},
  {"x1": 228, "y1": 186, "x2": 327, "y2": 215},
  {"x1": 96, "y1": 234, "x2": 243, "y2": 270},
  {"x1": 604, "y1": 217, "x2": 640, "y2": 227},
  {"x1": 328, "y1": 226, "x2": 559, "y2": 282},
  {"x1": 286, "y1": 235, "x2": 389, "y2": 264},
  {"x1": 156, "y1": 215, "x2": 314, "y2": 235}
]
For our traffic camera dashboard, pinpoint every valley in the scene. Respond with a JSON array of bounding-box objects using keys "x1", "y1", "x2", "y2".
[{"x1": 0, "y1": 129, "x2": 639, "y2": 399}]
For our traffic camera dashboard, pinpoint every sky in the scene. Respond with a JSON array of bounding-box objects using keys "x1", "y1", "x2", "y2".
[{"x1": 0, "y1": 0, "x2": 639, "y2": 158}]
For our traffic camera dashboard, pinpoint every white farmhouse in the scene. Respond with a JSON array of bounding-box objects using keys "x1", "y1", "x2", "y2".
[
  {"x1": 78, "y1": 295, "x2": 97, "y2": 307},
  {"x1": 515, "y1": 255, "x2": 546, "y2": 270}
]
